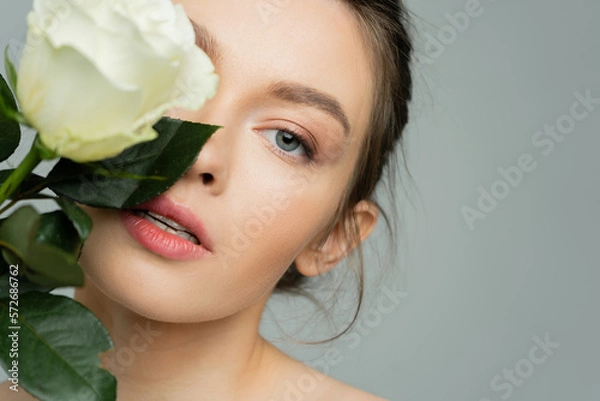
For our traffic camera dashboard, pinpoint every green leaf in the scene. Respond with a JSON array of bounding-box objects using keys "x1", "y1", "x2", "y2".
[
  {"x1": 0, "y1": 250, "x2": 50, "y2": 296},
  {"x1": 56, "y1": 198, "x2": 93, "y2": 241},
  {"x1": 0, "y1": 73, "x2": 20, "y2": 163},
  {"x1": 0, "y1": 292, "x2": 116, "y2": 401},
  {"x1": 0, "y1": 207, "x2": 38, "y2": 260},
  {"x1": 48, "y1": 117, "x2": 220, "y2": 208},
  {"x1": 4, "y1": 46, "x2": 18, "y2": 92},
  {"x1": 36, "y1": 211, "x2": 82, "y2": 257},
  {"x1": 0, "y1": 253, "x2": 52, "y2": 299},
  {"x1": 0, "y1": 273, "x2": 53, "y2": 298},
  {"x1": 0, "y1": 206, "x2": 84, "y2": 287},
  {"x1": 0, "y1": 248, "x2": 7, "y2": 276},
  {"x1": 1, "y1": 248, "x2": 19, "y2": 266}
]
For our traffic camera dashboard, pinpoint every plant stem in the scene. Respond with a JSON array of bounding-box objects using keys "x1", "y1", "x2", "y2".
[{"x1": 0, "y1": 141, "x2": 42, "y2": 206}]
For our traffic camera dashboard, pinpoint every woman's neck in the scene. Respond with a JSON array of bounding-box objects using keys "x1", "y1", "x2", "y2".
[{"x1": 74, "y1": 279, "x2": 282, "y2": 400}]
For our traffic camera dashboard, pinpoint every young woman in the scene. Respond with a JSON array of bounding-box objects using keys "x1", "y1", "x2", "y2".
[{"x1": 3, "y1": 0, "x2": 413, "y2": 399}]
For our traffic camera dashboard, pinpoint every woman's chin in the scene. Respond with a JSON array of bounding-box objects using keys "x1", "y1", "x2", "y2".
[
  {"x1": 77, "y1": 208, "x2": 204, "y2": 321},
  {"x1": 78, "y1": 247, "x2": 258, "y2": 325}
]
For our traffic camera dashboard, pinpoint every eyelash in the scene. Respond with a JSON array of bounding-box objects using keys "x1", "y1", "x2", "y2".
[{"x1": 264, "y1": 126, "x2": 316, "y2": 163}]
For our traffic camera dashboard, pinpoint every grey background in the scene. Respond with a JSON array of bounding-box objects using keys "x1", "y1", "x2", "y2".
[{"x1": 1, "y1": 1, "x2": 599, "y2": 400}]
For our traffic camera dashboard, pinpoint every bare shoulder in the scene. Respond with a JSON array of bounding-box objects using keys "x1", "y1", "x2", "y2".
[
  {"x1": 265, "y1": 346, "x2": 388, "y2": 401},
  {"x1": 306, "y1": 367, "x2": 388, "y2": 401},
  {"x1": 0, "y1": 381, "x2": 39, "y2": 400}
]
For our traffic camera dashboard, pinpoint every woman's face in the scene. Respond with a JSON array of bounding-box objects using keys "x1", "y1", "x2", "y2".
[{"x1": 79, "y1": 0, "x2": 374, "y2": 322}]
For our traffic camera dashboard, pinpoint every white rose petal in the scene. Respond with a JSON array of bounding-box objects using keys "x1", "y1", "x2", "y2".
[{"x1": 17, "y1": 0, "x2": 219, "y2": 163}]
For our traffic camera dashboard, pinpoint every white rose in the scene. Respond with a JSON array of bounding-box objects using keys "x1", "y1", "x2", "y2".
[{"x1": 17, "y1": 0, "x2": 219, "y2": 162}]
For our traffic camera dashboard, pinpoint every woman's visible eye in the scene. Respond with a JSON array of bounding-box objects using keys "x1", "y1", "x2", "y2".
[{"x1": 261, "y1": 128, "x2": 315, "y2": 162}]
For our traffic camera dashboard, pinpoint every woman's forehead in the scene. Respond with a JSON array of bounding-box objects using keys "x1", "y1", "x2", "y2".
[{"x1": 174, "y1": 0, "x2": 374, "y2": 140}]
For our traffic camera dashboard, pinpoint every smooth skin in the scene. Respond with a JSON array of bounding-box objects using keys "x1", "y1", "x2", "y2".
[{"x1": 2, "y1": 0, "x2": 385, "y2": 399}]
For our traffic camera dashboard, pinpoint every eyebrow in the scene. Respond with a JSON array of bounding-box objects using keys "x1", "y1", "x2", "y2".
[
  {"x1": 189, "y1": 19, "x2": 222, "y2": 63},
  {"x1": 189, "y1": 20, "x2": 350, "y2": 136},
  {"x1": 268, "y1": 82, "x2": 351, "y2": 135}
]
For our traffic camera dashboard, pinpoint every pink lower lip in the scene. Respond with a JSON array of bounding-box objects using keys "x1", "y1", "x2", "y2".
[{"x1": 119, "y1": 210, "x2": 212, "y2": 261}]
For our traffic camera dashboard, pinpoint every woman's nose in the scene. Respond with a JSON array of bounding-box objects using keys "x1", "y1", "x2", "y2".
[
  {"x1": 182, "y1": 127, "x2": 230, "y2": 195},
  {"x1": 165, "y1": 82, "x2": 233, "y2": 195}
]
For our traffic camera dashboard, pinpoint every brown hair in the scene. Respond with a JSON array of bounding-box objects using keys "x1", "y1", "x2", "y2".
[{"x1": 274, "y1": 0, "x2": 414, "y2": 340}]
